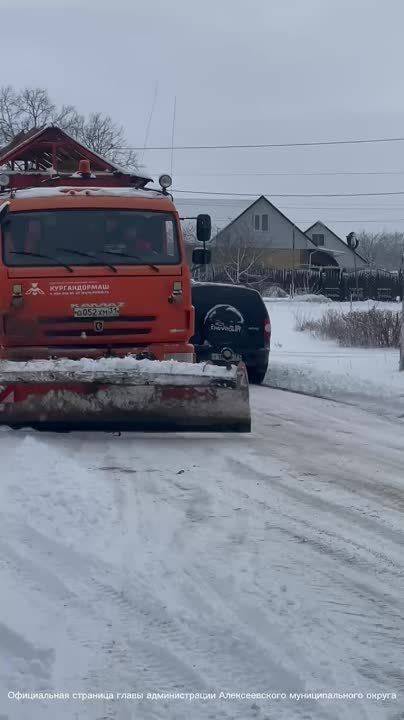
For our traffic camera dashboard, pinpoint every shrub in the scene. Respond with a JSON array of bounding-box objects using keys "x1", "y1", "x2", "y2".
[
  {"x1": 263, "y1": 285, "x2": 288, "y2": 298},
  {"x1": 295, "y1": 307, "x2": 401, "y2": 348}
]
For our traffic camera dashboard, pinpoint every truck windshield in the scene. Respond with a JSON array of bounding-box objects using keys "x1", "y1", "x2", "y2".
[{"x1": 2, "y1": 210, "x2": 181, "y2": 267}]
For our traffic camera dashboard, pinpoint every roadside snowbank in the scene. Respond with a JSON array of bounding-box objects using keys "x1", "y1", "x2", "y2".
[
  {"x1": 263, "y1": 293, "x2": 331, "y2": 303},
  {"x1": 265, "y1": 299, "x2": 404, "y2": 412}
]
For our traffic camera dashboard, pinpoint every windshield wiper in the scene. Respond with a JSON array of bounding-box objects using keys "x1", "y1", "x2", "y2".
[
  {"x1": 9, "y1": 250, "x2": 74, "y2": 272},
  {"x1": 102, "y1": 250, "x2": 160, "y2": 272},
  {"x1": 56, "y1": 247, "x2": 117, "y2": 273}
]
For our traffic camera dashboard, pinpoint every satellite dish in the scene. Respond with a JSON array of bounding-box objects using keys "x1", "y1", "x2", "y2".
[{"x1": 346, "y1": 232, "x2": 359, "y2": 250}]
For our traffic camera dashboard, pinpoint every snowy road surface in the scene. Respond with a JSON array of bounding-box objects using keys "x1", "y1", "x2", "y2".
[{"x1": 0, "y1": 387, "x2": 403, "y2": 720}]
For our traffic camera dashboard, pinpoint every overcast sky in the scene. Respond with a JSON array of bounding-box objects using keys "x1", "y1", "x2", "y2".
[{"x1": 3, "y1": 0, "x2": 404, "y2": 235}]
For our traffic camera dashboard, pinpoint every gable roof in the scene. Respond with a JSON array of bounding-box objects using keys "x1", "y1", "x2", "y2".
[
  {"x1": 213, "y1": 194, "x2": 320, "y2": 249},
  {"x1": 305, "y1": 220, "x2": 368, "y2": 263},
  {"x1": 0, "y1": 126, "x2": 46, "y2": 159},
  {"x1": 0, "y1": 125, "x2": 151, "y2": 184}
]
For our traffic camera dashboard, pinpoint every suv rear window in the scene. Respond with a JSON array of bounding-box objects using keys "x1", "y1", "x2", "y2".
[
  {"x1": 192, "y1": 284, "x2": 267, "y2": 319},
  {"x1": 192, "y1": 283, "x2": 268, "y2": 344}
]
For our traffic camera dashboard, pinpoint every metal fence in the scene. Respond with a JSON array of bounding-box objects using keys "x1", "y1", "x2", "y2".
[{"x1": 193, "y1": 265, "x2": 403, "y2": 301}]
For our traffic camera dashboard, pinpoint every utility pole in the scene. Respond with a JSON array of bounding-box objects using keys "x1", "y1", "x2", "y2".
[
  {"x1": 291, "y1": 224, "x2": 296, "y2": 297},
  {"x1": 347, "y1": 231, "x2": 360, "y2": 300},
  {"x1": 400, "y1": 253, "x2": 404, "y2": 371},
  {"x1": 170, "y1": 96, "x2": 177, "y2": 177}
]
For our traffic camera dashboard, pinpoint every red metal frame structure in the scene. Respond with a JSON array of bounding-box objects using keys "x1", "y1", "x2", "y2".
[{"x1": 0, "y1": 125, "x2": 152, "y2": 190}]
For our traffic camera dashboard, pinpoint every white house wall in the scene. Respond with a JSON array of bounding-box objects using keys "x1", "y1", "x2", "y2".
[
  {"x1": 217, "y1": 197, "x2": 310, "y2": 250},
  {"x1": 306, "y1": 222, "x2": 368, "y2": 270}
]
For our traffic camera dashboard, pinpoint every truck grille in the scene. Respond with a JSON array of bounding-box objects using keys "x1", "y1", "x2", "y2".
[
  {"x1": 44, "y1": 328, "x2": 151, "y2": 338},
  {"x1": 38, "y1": 315, "x2": 156, "y2": 324},
  {"x1": 37, "y1": 314, "x2": 156, "y2": 341}
]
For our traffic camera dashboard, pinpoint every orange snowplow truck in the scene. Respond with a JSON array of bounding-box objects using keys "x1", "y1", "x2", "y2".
[{"x1": 0, "y1": 163, "x2": 250, "y2": 432}]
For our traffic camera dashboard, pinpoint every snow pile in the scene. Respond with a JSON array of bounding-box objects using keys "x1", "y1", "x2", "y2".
[
  {"x1": 293, "y1": 293, "x2": 331, "y2": 303},
  {"x1": 265, "y1": 299, "x2": 404, "y2": 412},
  {"x1": 263, "y1": 293, "x2": 332, "y2": 304},
  {"x1": 0, "y1": 356, "x2": 236, "y2": 380}
]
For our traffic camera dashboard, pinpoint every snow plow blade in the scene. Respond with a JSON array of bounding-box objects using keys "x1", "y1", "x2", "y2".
[{"x1": 0, "y1": 359, "x2": 251, "y2": 432}]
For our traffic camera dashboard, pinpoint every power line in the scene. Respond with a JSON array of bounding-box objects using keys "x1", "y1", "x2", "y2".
[
  {"x1": 176, "y1": 199, "x2": 404, "y2": 210},
  {"x1": 173, "y1": 189, "x2": 404, "y2": 198},
  {"x1": 313, "y1": 219, "x2": 404, "y2": 223},
  {"x1": 262, "y1": 205, "x2": 404, "y2": 210},
  {"x1": 179, "y1": 205, "x2": 404, "y2": 213},
  {"x1": 150, "y1": 169, "x2": 404, "y2": 177},
  {"x1": 176, "y1": 199, "x2": 404, "y2": 209},
  {"x1": 121, "y1": 135, "x2": 404, "y2": 151},
  {"x1": 210, "y1": 217, "x2": 404, "y2": 223}
]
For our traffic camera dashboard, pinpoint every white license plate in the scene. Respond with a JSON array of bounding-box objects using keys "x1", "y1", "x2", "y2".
[
  {"x1": 73, "y1": 305, "x2": 120, "y2": 318},
  {"x1": 211, "y1": 352, "x2": 241, "y2": 361}
]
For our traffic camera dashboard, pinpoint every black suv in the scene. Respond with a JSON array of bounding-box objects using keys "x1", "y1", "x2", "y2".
[{"x1": 191, "y1": 282, "x2": 271, "y2": 384}]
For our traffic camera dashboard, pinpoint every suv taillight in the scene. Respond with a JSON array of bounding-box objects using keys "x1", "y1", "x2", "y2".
[{"x1": 264, "y1": 318, "x2": 271, "y2": 347}]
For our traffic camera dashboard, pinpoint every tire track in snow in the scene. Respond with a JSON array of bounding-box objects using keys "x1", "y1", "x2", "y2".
[
  {"x1": 219, "y1": 445, "x2": 404, "y2": 706},
  {"x1": 225, "y1": 456, "x2": 404, "y2": 581}
]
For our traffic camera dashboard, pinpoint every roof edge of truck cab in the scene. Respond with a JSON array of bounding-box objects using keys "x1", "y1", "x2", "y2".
[
  {"x1": 6, "y1": 187, "x2": 166, "y2": 201},
  {"x1": 5, "y1": 187, "x2": 177, "y2": 213}
]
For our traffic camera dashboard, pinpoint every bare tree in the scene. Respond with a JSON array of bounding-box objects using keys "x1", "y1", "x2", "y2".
[
  {"x1": 181, "y1": 221, "x2": 198, "y2": 247},
  {"x1": 73, "y1": 112, "x2": 137, "y2": 170},
  {"x1": 212, "y1": 222, "x2": 271, "y2": 288},
  {"x1": 0, "y1": 86, "x2": 71, "y2": 142},
  {"x1": 16, "y1": 87, "x2": 57, "y2": 129},
  {"x1": 358, "y1": 231, "x2": 404, "y2": 270},
  {"x1": 0, "y1": 85, "x2": 138, "y2": 169},
  {"x1": 0, "y1": 86, "x2": 22, "y2": 144}
]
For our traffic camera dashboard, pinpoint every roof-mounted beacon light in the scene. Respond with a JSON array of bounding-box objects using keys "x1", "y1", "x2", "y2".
[
  {"x1": 78, "y1": 159, "x2": 92, "y2": 178},
  {"x1": 159, "y1": 174, "x2": 172, "y2": 194}
]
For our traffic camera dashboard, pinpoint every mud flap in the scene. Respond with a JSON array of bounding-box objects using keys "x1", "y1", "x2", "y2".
[{"x1": 0, "y1": 362, "x2": 251, "y2": 432}]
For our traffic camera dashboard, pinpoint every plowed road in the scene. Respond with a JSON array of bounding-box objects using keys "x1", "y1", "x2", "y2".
[{"x1": 0, "y1": 387, "x2": 403, "y2": 720}]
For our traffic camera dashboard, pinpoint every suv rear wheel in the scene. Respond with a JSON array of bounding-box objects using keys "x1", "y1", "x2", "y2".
[{"x1": 247, "y1": 366, "x2": 267, "y2": 385}]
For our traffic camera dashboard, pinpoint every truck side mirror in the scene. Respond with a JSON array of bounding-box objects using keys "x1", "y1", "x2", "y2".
[
  {"x1": 196, "y1": 214, "x2": 211, "y2": 244},
  {"x1": 192, "y1": 248, "x2": 211, "y2": 265}
]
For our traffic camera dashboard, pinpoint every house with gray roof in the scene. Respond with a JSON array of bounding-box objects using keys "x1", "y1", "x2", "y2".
[
  {"x1": 305, "y1": 221, "x2": 369, "y2": 271},
  {"x1": 210, "y1": 196, "x2": 343, "y2": 269}
]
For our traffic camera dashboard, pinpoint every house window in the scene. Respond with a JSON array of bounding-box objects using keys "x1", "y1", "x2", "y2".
[
  {"x1": 253, "y1": 214, "x2": 269, "y2": 231},
  {"x1": 312, "y1": 233, "x2": 325, "y2": 246}
]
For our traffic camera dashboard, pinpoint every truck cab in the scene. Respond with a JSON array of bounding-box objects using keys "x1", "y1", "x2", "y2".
[{"x1": 0, "y1": 182, "x2": 203, "y2": 362}]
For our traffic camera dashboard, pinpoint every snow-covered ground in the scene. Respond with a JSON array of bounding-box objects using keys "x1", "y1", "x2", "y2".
[
  {"x1": 265, "y1": 299, "x2": 404, "y2": 415},
  {"x1": 1, "y1": 298, "x2": 403, "y2": 720},
  {"x1": 0, "y1": 388, "x2": 403, "y2": 720}
]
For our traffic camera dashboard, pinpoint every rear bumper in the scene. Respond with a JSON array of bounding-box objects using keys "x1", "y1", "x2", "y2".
[
  {"x1": 0, "y1": 343, "x2": 195, "y2": 362},
  {"x1": 195, "y1": 345, "x2": 269, "y2": 370}
]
